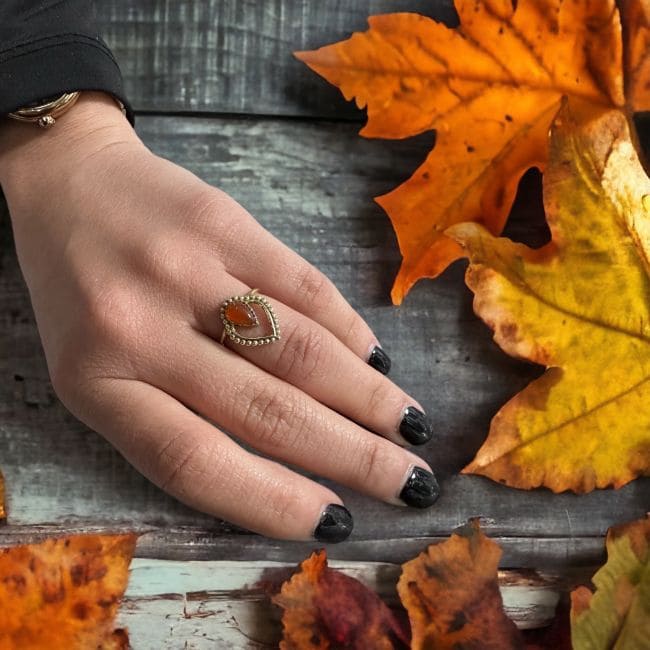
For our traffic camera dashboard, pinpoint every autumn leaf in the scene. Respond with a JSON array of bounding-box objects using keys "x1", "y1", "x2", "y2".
[
  {"x1": 0, "y1": 533, "x2": 137, "y2": 649},
  {"x1": 296, "y1": 0, "x2": 631, "y2": 303},
  {"x1": 273, "y1": 549, "x2": 410, "y2": 649},
  {"x1": 397, "y1": 519, "x2": 524, "y2": 650},
  {"x1": 571, "y1": 516, "x2": 650, "y2": 649},
  {"x1": 447, "y1": 102, "x2": 650, "y2": 492}
]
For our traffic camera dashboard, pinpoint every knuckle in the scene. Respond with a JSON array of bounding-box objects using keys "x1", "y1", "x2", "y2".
[
  {"x1": 84, "y1": 279, "x2": 143, "y2": 349},
  {"x1": 265, "y1": 486, "x2": 306, "y2": 532},
  {"x1": 355, "y1": 438, "x2": 390, "y2": 487},
  {"x1": 342, "y1": 311, "x2": 369, "y2": 345},
  {"x1": 293, "y1": 266, "x2": 333, "y2": 312},
  {"x1": 275, "y1": 322, "x2": 329, "y2": 383},
  {"x1": 240, "y1": 381, "x2": 304, "y2": 449},
  {"x1": 139, "y1": 232, "x2": 183, "y2": 281},
  {"x1": 364, "y1": 381, "x2": 395, "y2": 421},
  {"x1": 155, "y1": 433, "x2": 214, "y2": 496}
]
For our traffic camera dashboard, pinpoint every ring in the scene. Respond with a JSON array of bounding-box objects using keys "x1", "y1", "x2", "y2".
[{"x1": 220, "y1": 289, "x2": 281, "y2": 346}]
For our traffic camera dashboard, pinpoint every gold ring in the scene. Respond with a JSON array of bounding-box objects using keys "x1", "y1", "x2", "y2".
[{"x1": 220, "y1": 289, "x2": 281, "y2": 346}]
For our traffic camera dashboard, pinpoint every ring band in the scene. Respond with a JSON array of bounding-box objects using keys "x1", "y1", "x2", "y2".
[{"x1": 220, "y1": 289, "x2": 281, "y2": 346}]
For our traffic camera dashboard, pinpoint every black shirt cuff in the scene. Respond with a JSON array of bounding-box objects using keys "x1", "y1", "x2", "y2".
[{"x1": 0, "y1": 36, "x2": 134, "y2": 125}]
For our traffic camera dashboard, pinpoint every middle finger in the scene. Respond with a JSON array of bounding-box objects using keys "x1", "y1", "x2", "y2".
[{"x1": 192, "y1": 274, "x2": 433, "y2": 447}]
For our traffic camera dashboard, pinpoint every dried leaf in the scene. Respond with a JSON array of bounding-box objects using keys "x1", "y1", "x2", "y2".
[
  {"x1": 273, "y1": 550, "x2": 409, "y2": 650},
  {"x1": 622, "y1": 0, "x2": 650, "y2": 112},
  {"x1": 448, "y1": 102, "x2": 650, "y2": 492},
  {"x1": 296, "y1": 0, "x2": 625, "y2": 303},
  {"x1": 397, "y1": 519, "x2": 523, "y2": 650},
  {"x1": 571, "y1": 516, "x2": 650, "y2": 649},
  {"x1": 0, "y1": 533, "x2": 137, "y2": 649}
]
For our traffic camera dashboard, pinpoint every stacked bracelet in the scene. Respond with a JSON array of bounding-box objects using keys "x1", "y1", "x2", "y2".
[{"x1": 7, "y1": 91, "x2": 125, "y2": 128}]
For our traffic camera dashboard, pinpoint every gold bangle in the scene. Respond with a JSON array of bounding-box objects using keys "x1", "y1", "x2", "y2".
[
  {"x1": 7, "y1": 91, "x2": 126, "y2": 129},
  {"x1": 8, "y1": 92, "x2": 81, "y2": 128}
]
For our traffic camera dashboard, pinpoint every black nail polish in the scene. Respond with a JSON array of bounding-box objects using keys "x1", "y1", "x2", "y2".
[
  {"x1": 399, "y1": 407, "x2": 433, "y2": 445},
  {"x1": 400, "y1": 467, "x2": 440, "y2": 508},
  {"x1": 368, "y1": 346, "x2": 391, "y2": 375},
  {"x1": 314, "y1": 504, "x2": 353, "y2": 543}
]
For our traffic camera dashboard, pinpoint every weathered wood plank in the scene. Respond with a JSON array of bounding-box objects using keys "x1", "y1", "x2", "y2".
[
  {"x1": 0, "y1": 524, "x2": 607, "y2": 569},
  {"x1": 1, "y1": 115, "x2": 648, "y2": 560},
  {"x1": 98, "y1": 0, "x2": 456, "y2": 116},
  {"x1": 116, "y1": 558, "x2": 565, "y2": 648}
]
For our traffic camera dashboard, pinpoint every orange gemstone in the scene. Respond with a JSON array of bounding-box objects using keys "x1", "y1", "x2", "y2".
[{"x1": 224, "y1": 301, "x2": 258, "y2": 327}]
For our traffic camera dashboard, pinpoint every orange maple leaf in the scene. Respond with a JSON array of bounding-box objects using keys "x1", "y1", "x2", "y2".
[
  {"x1": 0, "y1": 533, "x2": 136, "y2": 649},
  {"x1": 296, "y1": 0, "x2": 636, "y2": 303},
  {"x1": 397, "y1": 519, "x2": 524, "y2": 650},
  {"x1": 273, "y1": 549, "x2": 410, "y2": 649}
]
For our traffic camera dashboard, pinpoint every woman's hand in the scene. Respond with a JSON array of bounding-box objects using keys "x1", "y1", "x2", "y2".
[{"x1": 0, "y1": 93, "x2": 439, "y2": 542}]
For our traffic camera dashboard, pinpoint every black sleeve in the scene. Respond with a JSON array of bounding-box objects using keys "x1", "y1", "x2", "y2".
[{"x1": 0, "y1": 1, "x2": 134, "y2": 124}]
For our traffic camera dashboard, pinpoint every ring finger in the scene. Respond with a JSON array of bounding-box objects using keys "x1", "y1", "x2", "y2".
[{"x1": 191, "y1": 274, "x2": 434, "y2": 447}]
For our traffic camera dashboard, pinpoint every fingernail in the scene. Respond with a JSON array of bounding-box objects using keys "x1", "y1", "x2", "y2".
[
  {"x1": 368, "y1": 345, "x2": 391, "y2": 375},
  {"x1": 399, "y1": 406, "x2": 433, "y2": 445},
  {"x1": 314, "y1": 504, "x2": 353, "y2": 543},
  {"x1": 400, "y1": 467, "x2": 440, "y2": 508}
]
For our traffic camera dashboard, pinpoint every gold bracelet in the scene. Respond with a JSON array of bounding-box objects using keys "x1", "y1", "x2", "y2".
[{"x1": 7, "y1": 91, "x2": 126, "y2": 129}]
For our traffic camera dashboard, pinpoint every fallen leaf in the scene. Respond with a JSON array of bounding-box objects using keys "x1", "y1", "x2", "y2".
[
  {"x1": 273, "y1": 549, "x2": 409, "y2": 649},
  {"x1": 621, "y1": 0, "x2": 650, "y2": 112},
  {"x1": 397, "y1": 519, "x2": 523, "y2": 650},
  {"x1": 297, "y1": 0, "x2": 626, "y2": 303},
  {"x1": 571, "y1": 516, "x2": 650, "y2": 649},
  {"x1": 448, "y1": 102, "x2": 650, "y2": 492},
  {"x1": 0, "y1": 533, "x2": 137, "y2": 649}
]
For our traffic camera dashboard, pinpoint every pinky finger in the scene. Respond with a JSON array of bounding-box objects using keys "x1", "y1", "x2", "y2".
[{"x1": 78, "y1": 377, "x2": 353, "y2": 542}]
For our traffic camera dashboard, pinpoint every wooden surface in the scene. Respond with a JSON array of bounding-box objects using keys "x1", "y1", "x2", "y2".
[
  {"x1": 1, "y1": 0, "x2": 649, "y2": 643},
  {"x1": 116, "y1": 559, "x2": 563, "y2": 647}
]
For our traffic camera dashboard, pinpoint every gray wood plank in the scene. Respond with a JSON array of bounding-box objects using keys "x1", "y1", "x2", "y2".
[
  {"x1": 98, "y1": 0, "x2": 456, "y2": 116},
  {"x1": 1, "y1": 115, "x2": 647, "y2": 562},
  {"x1": 0, "y1": 524, "x2": 606, "y2": 569}
]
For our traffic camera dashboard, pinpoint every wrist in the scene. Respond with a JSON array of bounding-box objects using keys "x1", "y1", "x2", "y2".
[{"x1": 0, "y1": 92, "x2": 142, "y2": 209}]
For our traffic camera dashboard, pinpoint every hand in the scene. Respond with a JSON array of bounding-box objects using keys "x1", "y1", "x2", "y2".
[{"x1": 0, "y1": 93, "x2": 439, "y2": 542}]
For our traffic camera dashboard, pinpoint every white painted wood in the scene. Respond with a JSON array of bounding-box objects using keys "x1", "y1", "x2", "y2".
[{"x1": 116, "y1": 559, "x2": 561, "y2": 648}]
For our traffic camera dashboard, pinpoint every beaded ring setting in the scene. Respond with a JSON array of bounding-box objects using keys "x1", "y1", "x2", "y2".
[{"x1": 219, "y1": 289, "x2": 280, "y2": 346}]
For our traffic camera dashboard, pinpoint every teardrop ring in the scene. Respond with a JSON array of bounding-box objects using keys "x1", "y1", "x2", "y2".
[{"x1": 219, "y1": 289, "x2": 281, "y2": 347}]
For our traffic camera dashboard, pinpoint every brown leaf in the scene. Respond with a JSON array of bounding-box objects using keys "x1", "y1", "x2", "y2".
[
  {"x1": 397, "y1": 519, "x2": 524, "y2": 650},
  {"x1": 273, "y1": 549, "x2": 410, "y2": 650},
  {"x1": 0, "y1": 533, "x2": 137, "y2": 649}
]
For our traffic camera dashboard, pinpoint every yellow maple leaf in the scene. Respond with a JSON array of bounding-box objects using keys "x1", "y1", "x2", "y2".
[
  {"x1": 571, "y1": 516, "x2": 650, "y2": 649},
  {"x1": 296, "y1": 0, "x2": 625, "y2": 303},
  {"x1": 448, "y1": 103, "x2": 650, "y2": 493}
]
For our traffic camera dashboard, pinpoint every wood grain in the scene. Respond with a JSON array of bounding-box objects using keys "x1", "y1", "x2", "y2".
[
  {"x1": 97, "y1": 0, "x2": 457, "y2": 116},
  {"x1": 1, "y1": 115, "x2": 647, "y2": 563}
]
